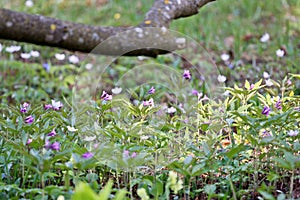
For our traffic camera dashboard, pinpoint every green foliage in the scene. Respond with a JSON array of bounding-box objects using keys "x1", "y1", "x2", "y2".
[{"x1": 0, "y1": 0, "x2": 300, "y2": 199}]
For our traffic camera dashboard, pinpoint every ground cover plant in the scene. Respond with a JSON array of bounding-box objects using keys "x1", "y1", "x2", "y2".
[{"x1": 0, "y1": 0, "x2": 300, "y2": 199}]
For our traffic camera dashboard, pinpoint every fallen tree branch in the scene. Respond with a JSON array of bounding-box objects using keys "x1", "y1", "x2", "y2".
[{"x1": 0, "y1": 0, "x2": 216, "y2": 56}]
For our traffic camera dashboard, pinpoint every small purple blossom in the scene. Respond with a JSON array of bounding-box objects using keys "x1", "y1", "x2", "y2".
[
  {"x1": 262, "y1": 130, "x2": 271, "y2": 137},
  {"x1": 20, "y1": 107, "x2": 27, "y2": 113},
  {"x1": 250, "y1": 84, "x2": 255, "y2": 90},
  {"x1": 20, "y1": 102, "x2": 30, "y2": 113},
  {"x1": 43, "y1": 63, "x2": 50, "y2": 72},
  {"x1": 131, "y1": 152, "x2": 137, "y2": 158},
  {"x1": 101, "y1": 91, "x2": 112, "y2": 101},
  {"x1": 82, "y1": 152, "x2": 94, "y2": 159},
  {"x1": 44, "y1": 104, "x2": 53, "y2": 110},
  {"x1": 26, "y1": 138, "x2": 33, "y2": 145},
  {"x1": 275, "y1": 100, "x2": 282, "y2": 110},
  {"x1": 44, "y1": 140, "x2": 51, "y2": 149},
  {"x1": 51, "y1": 100, "x2": 63, "y2": 110},
  {"x1": 148, "y1": 86, "x2": 155, "y2": 94},
  {"x1": 143, "y1": 98, "x2": 154, "y2": 107},
  {"x1": 183, "y1": 70, "x2": 191, "y2": 80},
  {"x1": 93, "y1": 143, "x2": 99, "y2": 149},
  {"x1": 24, "y1": 115, "x2": 34, "y2": 124},
  {"x1": 123, "y1": 150, "x2": 130, "y2": 158},
  {"x1": 199, "y1": 95, "x2": 209, "y2": 102},
  {"x1": 50, "y1": 142, "x2": 60, "y2": 151},
  {"x1": 262, "y1": 106, "x2": 271, "y2": 116},
  {"x1": 47, "y1": 129, "x2": 56, "y2": 137},
  {"x1": 191, "y1": 89, "x2": 198, "y2": 96}
]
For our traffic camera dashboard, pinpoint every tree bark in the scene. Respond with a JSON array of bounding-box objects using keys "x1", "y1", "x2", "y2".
[{"x1": 0, "y1": 0, "x2": 215, "y2": 57}]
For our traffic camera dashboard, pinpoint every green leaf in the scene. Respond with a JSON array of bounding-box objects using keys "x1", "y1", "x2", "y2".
[
  {"x1": 72, "y1": 182, "x2": 99, "y2": 200},
  {"x1": 114, "y1": 189, "x2": 127, "y2": 200},
  {"x1": 226, "y1": 144, "x2": 247, "y2": 159},
  {"x1": 273, "y1": 157, "x2": 292, "y2": 170},
  {"x1": 244, "y1": 80, "x2": 250, "y2": 90},
  {"x1": 204, "y1": 184, "x2": 216, "y2": 195},
  {"x1": 290, "y1": 73, "x2": 300, "y2": 79},
  {"x1": 258, "y1": 190, "x2": 275, "y2": 200},
  {"x1": 98, "y1": 180, "x2": 113, "y2": 200},
  {"x1": 277, "y1": 193, "x2": 286, "y2": 200}
]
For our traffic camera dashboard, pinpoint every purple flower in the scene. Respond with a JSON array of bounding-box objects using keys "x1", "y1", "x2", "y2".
[
  {"x1": 44, "y1": 104, "x2": 53, "y2": 110},
  {"x1": 20, "y1": 107, "x2": 27, "y2": 113},
  {"x1": 24, "y1": 115, "x2": 34, "y2": 124},
  {"x1": 143, "y1": 98, "x2": 154, "y2": 107},
  {"x1": 82, "y1": 152, "x2": 94, "y2": 159},
  {"x1": 42, "y1": 63, "x2": 50, "y2": 72},
  {"x1": 44, "y1": 140, "x2": 51, "y2": 149},
  {"x1": 191, "y1": 89, "x2": 198, "y2": 96},
  {"x1": 93, "y1": 143, "x2": 99, "y2": 149},
  {"x1": 148, "y1": 86, "x2": 155, "y2": 94},
  {"x1": 23, "y1": 102, "x2": 29, "y2": 107},
  {"x1": 51, "y1": 100, "x2": 63, "y2": 110},
  {"x1": 131, "y1": 152, "x2": 137, "y2": 158},
  {"x1": 262, "y1": 106, "x2": 271, "y2": 116},
  {"x1": 250, "y1": 84, "x2": 255, "y2": 90},
  {"x1": 183, "y1": 70, "x2": 191, "y2": 80},
  {"x1": 262, "y1": 130, "x2": 271, "y2": 137},
  {"x1": 50, "y1": 142, "x2": 60, "y2": 151},
  {"x1": 199, "y1": 95, "x2": 209, "y2": 102},
  {"x1": 123, "y1": 150, "x2": 130, "y2": 158},
  {"x1": 26, "y1": 138, "x2": 33, "y2": 145},
  {"x1": 47, "y1": 129, "x2": 56, "y2": 137},
  {"x1": 20, "y1": 102, "x2": 30, "y2": 113},
  {"x1": 101, "y1": 91, "x2": 112, "y2": 101},
  {"x1": 275, "y1": 100, "x2": 282, "y2": 110}
]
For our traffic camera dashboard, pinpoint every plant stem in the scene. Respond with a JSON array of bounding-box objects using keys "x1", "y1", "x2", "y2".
[
  {"x1": 289, "y1": 170, "x2": 294, "y2": 199},
  {"x1": 229, "y1": 175, "x2": 237, "y2": 200}
]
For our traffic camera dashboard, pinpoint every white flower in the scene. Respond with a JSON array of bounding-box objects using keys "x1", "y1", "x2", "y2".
[
  {"x1": 263, "y1": 71, "x2": 270, "y2": 79},
  {"x1": 6, "y1": 45, "x2": 21, "y2": 53},
  {"x1": 83, "y1": 136, "x2": 96, "y2": 141},
  {"x1": 287, "y1": 130, "x2": 298, "y2": 137},
  {"x1": 30, "y1": 50, "x2": 40, "y2": 57},
  {"x1": 221, "y1": 53, "x2": 230, "y2": 61},
  {"x1": 167, "y1": 107, "x2": 176, "y2": 114},
  {"x1": 140, "y1": 135, "x2": 149, "y2": 140},
  {"x1": 67, "y1": 126, "x2": 78, "y2": 132},
  {"x1": 265, "y1": 79, "x2": 273, "y2": 87},
  {"x1": 85, "y1": 63, "x2": 93, "y2": 70},
  {"x1": 223, "y1": 90, "x2": 230, "y2": 96},
  {"x1": 276, "y1": 49, "x2": 285, "y2": 57},
  {"x1": 260, "y1": 33, "x2": 270, "y2": 43},
  {"x1": 51, "y1": 100, "x2": 63, "y2": 110},
  {"x1": 217, "y1": 75, "x2": 227, "y2": 83},
  {"x1": 0, "y1": 43, "x2": 2, "y2": 52},
  {"x1": 20, "y1": 53, "x2": 31, "y2": 59},
  {"x1": 68, "y1": 55, "x2": 79, "y2": 64},
  {"x1": 25, "y1": 0, "x2": 34, "y2": 7},
  {"x1": 55, "y1": 53, "x2": 65, "y2": 61},
  {"x1": 112, "y1": 87, "x2": 122, "y2": 94}
]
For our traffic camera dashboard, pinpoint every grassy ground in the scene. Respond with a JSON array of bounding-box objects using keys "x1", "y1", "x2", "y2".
[
  {"x1": 0, "y1": 0, "x2": 300, "y2": 199},
  {"x1": 1, "y1": 0, "x2": 299, "y2": 83}
]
